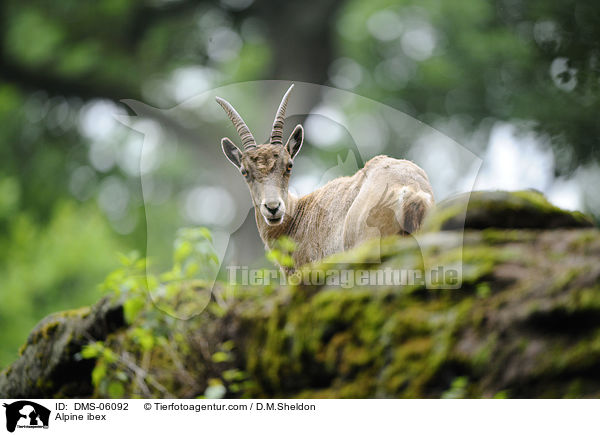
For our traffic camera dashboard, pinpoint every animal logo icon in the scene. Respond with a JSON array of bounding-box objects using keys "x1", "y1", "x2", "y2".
[{"x1": 3, "y1": 401, "x2": 50, "y2": 433}]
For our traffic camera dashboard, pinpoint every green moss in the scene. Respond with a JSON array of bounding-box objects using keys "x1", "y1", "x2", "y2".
[
  {"x1": 40, "y1": 321, "x2": 60, "y2": 340},
  {"x1": 476, "y1": 283, "x2": 492, "y2": 298},
  {"x1": 550, "y1": 266, "x2": 591, "y2": 295},
  {"x1": 564, "y1": 379, "x2": 584, "y2": 398},
  {"x1": 481, "y1": 229, "x2": 536, "y2": 244},
  {"x1": 423, "y1": 190, "x2": 594, "y2": 232},
  {"x1": 472, "y1": 333, "x2": 498, "y2": 369},
  {"x1": 433, "y1": 243, "x2": 520, "y2": 289},
  {"x1": 511, "y1": 190, "x2": 559, "y2": 210},
  {"x1": 421, "y1": 200, "x2": 466, "y2": 232},
  {"x1": 36, "y1": 377, "x2": 53, "y2": 390},
  {"x1": 508, "y1": 192, "x2": 594, "y2": 229},
  {"x1": 568, "y1": 229, "x2": 600, "y2": 252},
  {"x1": 569, "y1": 286, "x2": 600, "y2": 310}
]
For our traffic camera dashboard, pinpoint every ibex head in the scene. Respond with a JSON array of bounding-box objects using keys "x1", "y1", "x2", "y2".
[{"x1": 216, "y1": 84, "x2": 303, "y2": 226}]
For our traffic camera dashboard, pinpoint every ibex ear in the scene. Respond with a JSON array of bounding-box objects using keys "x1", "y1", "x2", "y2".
[
  {"x1": 221, "y1": 137, "x2": 242, "y2": 169},
  {"x1": 285, "y1": 124, "x2": 304, "y2": 159}
]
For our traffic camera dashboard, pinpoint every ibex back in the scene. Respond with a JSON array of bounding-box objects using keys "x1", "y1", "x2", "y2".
[{"x1": 216, "y1": 85, "x2": 434, "y2": 272}]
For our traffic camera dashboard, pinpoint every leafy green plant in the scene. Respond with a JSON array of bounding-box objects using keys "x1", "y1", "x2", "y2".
[
  {"x1": 80, "y1": 226, "x2": 230, "y2": 398},
  {"x1": 164, "y1": 227, "x2": 220, "y2": 283},
  {"x1": 266, "y1": 235, "x2": 296, "y2": 269}
]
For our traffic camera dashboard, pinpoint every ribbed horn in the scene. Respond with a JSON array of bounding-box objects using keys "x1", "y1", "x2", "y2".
[
  {"x1": 215, "y1": 96, "x2": 256, "y2": 150},
  {"x1": 270, "y1": 84, "x2": 294, "y2": 145}
]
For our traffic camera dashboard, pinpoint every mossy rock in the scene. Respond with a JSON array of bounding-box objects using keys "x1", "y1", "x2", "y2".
[
  {"x1": 2, "y1": 190, "x2": 600, "y2": 399},
  {"x1": 83, "y1": 226, "x2": 600, "y2": 398},
  {"x1": 0, "y1": 297, "x2": 124, "y2": 398},
  {"x1": 423, "y1": 190, "x2": 594, "y2": 232}
]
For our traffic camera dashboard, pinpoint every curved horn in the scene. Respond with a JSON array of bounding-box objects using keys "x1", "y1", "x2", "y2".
[
  {"x1": 270, "y1": 84, "x2": 294, "y2": 145},
  {"x1": 215, "y1": 96, "x2": 256, "y2": 150}
]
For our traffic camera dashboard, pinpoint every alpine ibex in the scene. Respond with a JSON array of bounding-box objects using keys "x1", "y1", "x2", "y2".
[{"x1": 216, "y1": 85, "x2": 434, "y2": 270}]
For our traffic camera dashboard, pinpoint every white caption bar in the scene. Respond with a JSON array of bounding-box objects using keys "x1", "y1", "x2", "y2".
[{"x1": 0, "y1": 399, "x2": 597, "y2": 434}]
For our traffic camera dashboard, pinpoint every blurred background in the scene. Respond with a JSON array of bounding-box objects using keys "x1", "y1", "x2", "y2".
[{"x1": 0, "y1": 0, "x2": 599, "y2": 367}]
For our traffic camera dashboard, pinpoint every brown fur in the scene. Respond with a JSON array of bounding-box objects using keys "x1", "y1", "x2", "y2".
[
  {"x1": 250, "y1": 155, "x2": 434, "y2": 269},
  {"x1": 242, "y1": 145, "x2": 288, "y2": 179}
]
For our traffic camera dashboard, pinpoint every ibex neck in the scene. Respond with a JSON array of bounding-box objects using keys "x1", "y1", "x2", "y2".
[{"x1": 256, "y1": 191, "x2": 300, "y2": 246}]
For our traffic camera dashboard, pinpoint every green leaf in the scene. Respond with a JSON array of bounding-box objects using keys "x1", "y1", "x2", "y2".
[
  {"x1": 107, "y1": 381, "x2": 125, "y2": 398},
  {"x1": 223, "y1": 369, "x2": 245, "y2": 382},
  {"x1": 441, "y1": 376, "x2": 469, "y2": 399},
  {"x1": 281, "y1": 254, "x2": 295, "y2": 268},
  {"x1": 211, "y1": 351, "x2": 231, "y2": 363},
  {"x1": 221, "y1": 340, "x2": 235, "y2": 352},
  {"x1": 277, "y1": 236, "x2": 297, "y2": 253},
  {"x1": 185, "y1": 262, "x2": 199, "y2": 278},
  {"x1": 123, "y1": 297, "x2": 146, "y2": 324},
  {"x1": 80, "y1": 343, "x2": 100, "y2": 359},
  {"x1": 102, "y1": 348, "x2": 118, "y2": 364},
  {"x1": 174, "y1": 240, "x2": 192, "y2": 264},
  {"x1": 199, "y1": 227, "x2": 213, "y2": 242},
  {"x1": 131, "y1": 327, "x2": 155, "y2": 351},
  {"x1": 117, "y1": 251, "x2": 139, "y2": 267},
  {"x1": 91, "y1": 362, "x2": 106, "y2": 387}
]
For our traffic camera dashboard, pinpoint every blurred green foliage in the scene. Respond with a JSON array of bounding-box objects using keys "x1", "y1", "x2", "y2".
[
  {"x1": 337, "y1": 0, "x2": 600, "y2": 168},
  {"x1": 0, "y1": 197, "x2": 120, "y2": 365}
]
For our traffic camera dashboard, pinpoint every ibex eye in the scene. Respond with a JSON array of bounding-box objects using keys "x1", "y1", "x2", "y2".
[
  {"x1": 241, "y1": 168, "x2": 249, "y2": 178},
  {"x1": 286, "y1": 162, "x2": 293, "y2": 172}
]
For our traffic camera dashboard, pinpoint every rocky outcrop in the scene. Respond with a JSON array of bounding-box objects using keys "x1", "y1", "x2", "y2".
[
  {"x1": 1, "y1": 190, "x2": 599, "y2": 398},
  {"x1": 0, "y1": 298, "x2": 124, "y2": 398}
]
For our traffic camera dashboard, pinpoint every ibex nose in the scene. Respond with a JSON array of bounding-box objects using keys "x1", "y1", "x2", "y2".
[{"x1": 263, "y1": 201, "x2": 281, "y2": 215}]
